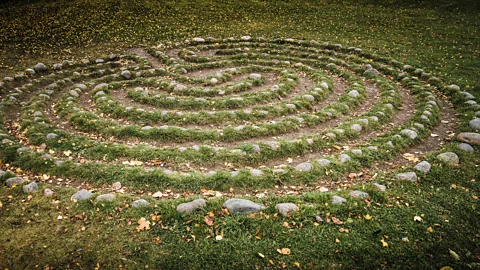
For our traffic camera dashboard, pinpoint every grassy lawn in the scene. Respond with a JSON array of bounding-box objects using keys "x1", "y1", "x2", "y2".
[{"x1": 0, "y1": 0, "x2": 479, "y2": 269}]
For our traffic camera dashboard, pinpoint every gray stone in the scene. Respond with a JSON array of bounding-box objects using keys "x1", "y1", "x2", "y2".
[
  {"x1": 364, "y1": 68, "x2": 380, "y2": 76},
  {"x1": 251, "y1": 144, "x2": 261, "y2": 153},
  {"x1": 349, "y1": 190, "x2": 369, "y2": 199},
  {"x1": 25, "y1": 68, "x2": 35, "y2": 75},
  {"x1": 94, "y1": 91, "x2": 105, "y2": 97},
  {"x1": 192, "y1": 37, "x2": 205, "y2": 43},
  {"x1": 414, "y1": 161, "x2": 431, "y2": 173},
  {"x1": 2, "y1": 138, "x2": 13, "y2": 144},
  {"x1": 223, "y1": 198, "x2": 265, "y2": 215},
  {"x1": 436, "y1": 152, "x2": 459, "y2": 165},
  {"x1": 469, "y1": 118, "x2": 480, "y2": 130},
  {"x1": 373, "y1": 183, "x2": 386, "y2": 192},
  {"x1": 458, "y1": 143, "x2": 474, "y2": 152},
  {"x1": 275, "y1": 203, "x2": 299, "y2": 216},
  {"x1": 177, "y1": 198, "x2": 207, "y2": 214},
  {"x1": 248, "y1": 73, "x2": 262, "y2": 80},
  {"x1": 141, "y1": 125, "x2": 153, "y2": 131},
  {"x1": 458, "y1": 132, "x2": 480, "y2": 145},
  {"x1": 44, "y1": 188, "x2": 54, "y2": 196},
  {"x1": 71, "y1": 189, "x2": 93, "y2": 201},
  {"x1": 396, "y1": 172, "x2": 418, "y2": 182},
  {"x1": 121, "y1": 70, "x2": 132, "y2": 79},
  {"x1": 250, "y1": 169, "x2": 263, "y2": 177},
  {"x1": 265, "y1": 141, "x2": 280, "y2": 150},
  {"x1": 348, "y1": 90, "x2": 359, "y2": 98},
  {"x1": 351, "y1": 149, "x2": 362, "y2": 155},
  {"x1": 17, "y1": 147, "x2": 30, "y2": 153},
  {"x1": 6, "y1": 177, "x2": 27, "y2": 187},
  {"x1": 460, "y1": 91, "x2": 475, "y2": 100},
  {"x1": 33, "y1": 63, "x2": 48, "y2": 72},
  {"x1": 317, "y1": 159, "x2": 331, "y2": 166},
  {"x1": 338, "y1": 154, "x2": 351, "y2": 163},
  {"x1": 69, "y1": 90, "x2": 79, "y2": 97},
  {"x1": 295, "y1": 162, "x2": 313, "y2": 172},
  {"x1": 447, "y1": 84, "x2": 460, "y2": 91},
  {"x1": 0, "y1": 170, "x2": 4, "y2": 177},
  {"x1": 286, "y1": 104, "x2": 296, "y2": 109},
  {"x1": 332, "y1": 195, "x2": 346, "y2": 205},
  {"x1": 401, "y1": 129, "x2": 418, "y2": 140},
  {"x1": 303, "y1": 95, "x2": 315, "y2": 101},
  {"x1": 351, "y1": 124, "x2": 362, "y2": 132},
  {"x1": 131, "y1": 199, "x2": 150, "y2": 207},
  {"x1": 73, "y1": 83, "x2": 88, "y2": 91},
  {"x1": 23, "y1": 182, "x2": 38, "y2": 193},
  {"x1": 95, "y1": 193, "x2": 116, "y2": 202}
]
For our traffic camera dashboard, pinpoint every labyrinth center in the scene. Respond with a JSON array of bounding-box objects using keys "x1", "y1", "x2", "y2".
[{"x1": 0, "y1": 36, "x2": 467, "y2": 193}]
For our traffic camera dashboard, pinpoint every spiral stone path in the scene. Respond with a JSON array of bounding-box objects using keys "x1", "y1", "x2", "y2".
[{"x1": 1, "y1": 36, "x2": 478, "y2": 199}]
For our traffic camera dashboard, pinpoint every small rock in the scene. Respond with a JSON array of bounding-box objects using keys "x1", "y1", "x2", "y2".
[
  {"x1": 44, "y1": 188, "x2": 54, "y2": 196},
  {"x1": 6, "y1": 177, "x2": 27, "y2": 187},
  {"x1": 23, "y1": 182, "x2": 38, "y2": 193},
  {"x1": 401, "y1": 129, "x2": 418, "y2": 140},
  {"x1": 251, "y1": 144, "x2": 261, "y2": 153},
  {"x1": 351, "y1": 124, "x2": 362, "y2": 132},
  {"x1": 223, "y1": 198, "x2": 265, "y2": 215},
  {"x1": 414, "y1": 161, "x2": 431, "y2": 173},
  {"x1": 351, "y1": 149, "x2": 362, "y2": 155},
  {"x1": 338, "y1": 154, "x2": 350, "y2": 163},
  {"x1": 248, "y1": 73, "x2": 262, "y2": 80},
  {"x1": 275, "y1": 203, "x2": 299, "y2": 216},
  {"x1": 436, "y1": 152, "x2": 459, "y2": 165},
  {"x1": 460, "y1": 91, "x2": 475, "y2": 100},
  {"x1": 457, "y1": 132, "x2": 480, "y2": 145},
  {"x1": 95, "y1": 193, "x2": 116, "y2": 202},
  {"x1": 396, "y1": 172, "x2": 418, "y2": 182},
  {"x1": 458, "y1": 143, "x2": 474, "y2": 152},
  {"x1": 372, "y1": 183, "x2": 386, "y2": 192},
  {"x1": 317, "y1": 159, "x2": 331, "y2": 166},
  {"x1": 349, "y1": 190, "x2": 369, "y2": 199},
  {"x1": 303, "y1": 94, "x2": 315, "y2": 101},
  {"x1": 71, "y1": 189, "x2": 93, "y2": 201},
  {"x1": 295, "y1": 162, "x2": 312, "y2": 172},
  {"x1": 250, "y1": 169, "x2": 263, "y2": 177},
  {"x1": 177, "y1": 199, "x2": 207, "y2": 214},
  {"x1": 469, "y1": 118, "x2": 480, "y2": 130},
  {"x1": 348, "y1": 90, "x2": 359, "y2": 98},
  {"x1": 112, "y1": 181, "x2": 122, "y2": 190},
  {"x1": 121, "y1": 70, "x2": 132, "y2": 79},
  {"x1": 46, "y1": 132, "x2": 59, "y2": 140},
  {"x1": 131, "y1": 199, "x2": 150, "y2": 207},
  {"x1": 192, "y1": 37, "x2": 205, "y2": 43},
  {"x1": 33, "y1": 63, "x2": 48, "y2": 72},
  {"x1": 332, "y1": 196, "x2": 346, "y2": 205}
]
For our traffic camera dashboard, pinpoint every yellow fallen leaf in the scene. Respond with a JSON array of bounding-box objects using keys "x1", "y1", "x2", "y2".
[
  {"x1": 63, "y1": 150, "x2": 72, "y2": 157},
  {"x1": 365, "y1": 214, "x2": 372, "y2": 220},
  {"x1": 287, "y1": 158, "x2": 293, "y2": 163},
  {"x1": 215, "y1": 235, "x2": 223, "y2": 241},
  {"x1": 277, "y1": 248, "x2": 291, "y2": 255},
  {"x1": 258, "y1": 253, "x2": 265, "y2": 258},
  {"x1": 449, "y1": 249, "x2": 460, "y2": 261},
  {"x1": 381, "y1": 238, "x2": 388, "y2": 247},
  {"x1": 136, "y1": 217, "x2": 151, "y2": 232},
  {"x1": 414, "y1": 216, "x2": 423, "y2": 222},
  {"x1": 16, "y1": 168, "x2": 23, "y2": 174},
  {"x1": 427, "y1": 227, "x2": 434, "y2": 233},
  {"x1": 294, "y1": 262, "x2": 301, "y2": 268}
]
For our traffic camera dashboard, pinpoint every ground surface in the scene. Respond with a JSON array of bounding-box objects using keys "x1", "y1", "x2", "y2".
[{"x1": 0, "y1": 0, "x2": 478, "y2": 269}]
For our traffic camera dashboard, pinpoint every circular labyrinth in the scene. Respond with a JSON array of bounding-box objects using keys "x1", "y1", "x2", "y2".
[{"x1": 0, "y1": 36, "x2": 476, "y2": 194}]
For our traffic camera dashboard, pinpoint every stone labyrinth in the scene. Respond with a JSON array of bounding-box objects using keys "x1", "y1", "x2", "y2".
[{"x1": 1, "y1": 36, "x2": 479, "y2": 210}]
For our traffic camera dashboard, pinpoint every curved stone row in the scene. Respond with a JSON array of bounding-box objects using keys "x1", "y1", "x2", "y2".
[{"x1": 0, "y1": 36, "x2": 477, "y2": 192}]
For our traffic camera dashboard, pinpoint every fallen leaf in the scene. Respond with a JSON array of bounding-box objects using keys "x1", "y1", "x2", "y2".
[
  {"x1": 365, "y1": 214, "x2": 372, "y2": 220},
  {"x1": 380, "y1": 238, "x2": 388, "y2": 247},
  {"x1": 287, "y1": 158, "x2": 293, "y2": 163},
  {"x1": 63, "y1": 150, "x2": 72, "y2": 157},
  {"x1": 136, "y1": 218, "x2": 151, "y2": 232},
  {"x1": 332, "y1": 216, "x2": 343, "y2": 225},
  {"x1": 319, "y1": 186, "x2": 328, "y2": 192},
  {"x1": 449, "y1": 249, "x2": 460, "y2": 261},
  {"x1": 427, "y1": 227, "x2": 434, "y2": 233},
  {"x1": 277, "y1": 248, "x2": 291, "y2": 255},
  {"x1": 414, "y1": 216, "x2": 423, "y2": 222},
  {"x1": 204, "y1": 216, "x2": 214, "y2": 226},
  {"x1": 215, "y1": 235, "x2": 223, "y2": 241},
  {"x1": 258, "y1": 253, "x2": 265, "y2": 258},
  {"x1": 282, "y1": 222, "x2": 290, "y2": 228},
  {"x1": 402, "y1": 237, "x2": 409, "y2": 242},
  {"x1": 293, "y1": 262, "x2": 301, "y2": 268}
]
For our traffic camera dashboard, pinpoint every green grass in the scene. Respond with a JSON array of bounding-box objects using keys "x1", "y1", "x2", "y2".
[{"x1": 0, "y1": 0, "x2": 479, "y2": 269}]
